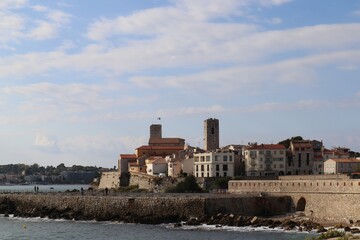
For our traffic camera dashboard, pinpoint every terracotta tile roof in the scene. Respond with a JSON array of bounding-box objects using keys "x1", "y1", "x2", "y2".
[
  {"x1": 147, "y1": 157, "x2": 167, "y2": 164},
  {"x1": 327, "y1": 158, "x2": 360, "y2": 163},
  {"x1": 120, "y1": 154, "x2": 137, "y2": 159},
  {"x1": 248, "y1": 144, "x2": 286, "y2": 150},
  {"x1": 149, "y1": 137, "x2": 185, "y2": 144},
  {"x1": 136, "y1": 145, "x2": 184, "y2": 150},
  {"x1": 292, "y1": 140, "x2": 313, "y2": 148}
]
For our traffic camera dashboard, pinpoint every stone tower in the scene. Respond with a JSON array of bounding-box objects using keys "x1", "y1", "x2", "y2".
[
  {"x1": 150, "y1": 124, "x2": 162, "y2": 139},
  {"x1": 204, "y1": 118, "x2": 219, "y2": 151}
]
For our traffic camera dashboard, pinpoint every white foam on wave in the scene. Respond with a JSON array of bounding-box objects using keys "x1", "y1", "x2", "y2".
[{"x1": 164, "y1": 223, "x2": 315, "y2": 235}]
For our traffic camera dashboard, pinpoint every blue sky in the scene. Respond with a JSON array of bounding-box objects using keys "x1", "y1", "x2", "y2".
[{"x1": 1, "y1": 0, "x2": 360, "y2": 168}]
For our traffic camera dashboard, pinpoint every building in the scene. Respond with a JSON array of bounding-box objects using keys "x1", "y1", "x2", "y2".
[
  {"x1": 118, "y1": 154, "x2": 137, "y2": 175},
  {"x1": 135, "y1": 145, "x2": 185, "y2": 158},
  {"x1": 223, "y1": 144, "x2": 245, "y2": 176},
  {"x1": 204, "y1": 118, "x2": 219, "y2": 151},
  {"x1": 244, "y1": 144, "x2": 286, "y2": 176},
  {"x1": 324, "y1": 158, "x2": 360, "y2": 174},
  {"x1": 287, "y1": 140, "x2": 314, "y2": 175},
  {"x1": 145, "y1": 157, "x2": 167, "y2": 176},
  {"x1": 193, "y1": 150, "x2": 235, "y2": 178}
]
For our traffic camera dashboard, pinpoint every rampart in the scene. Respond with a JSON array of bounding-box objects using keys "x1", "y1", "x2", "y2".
[
  {"x1": 228, "y1": 179, "x2": 360, "y2": 223},
  {"x1": 0, "y1": 194, "x2": 292, "y2": 223}
]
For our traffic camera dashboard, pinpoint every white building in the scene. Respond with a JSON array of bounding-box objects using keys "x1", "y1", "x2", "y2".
[
  {"x1": 193, "y1": 150, "x2": 235, "y2": 177},
  {"x1": 145, "y1": 157, "x2": 167, "y2": 176},
  {"x1": 324, "y1": 158, "x2": 360, "y2": 174},
  {"x1": 244, "y1": 144, "x2": 286, "y2": 176}
]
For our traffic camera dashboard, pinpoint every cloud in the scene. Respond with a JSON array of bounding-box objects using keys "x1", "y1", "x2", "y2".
[
  {"x1": 352, "y1": 10, "x2": 360, "y2": 17},
  {"x1": 28, "y1": 21, "x2": 58, "y2": 40},
  {"x1": 0, "y1": 0, "x2": 27, "y2": 10},
  {"x1": 31, "y1": 5, "x2": 48, "y2": 12},
  {"x1": 35, "y1": 134, "x2": 56, "y2": 147}
]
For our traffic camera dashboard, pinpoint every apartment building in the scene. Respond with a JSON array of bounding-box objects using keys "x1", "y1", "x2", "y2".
[
  {"x1": 324, "y1": 158, "x2": 360, "y2": 174},
  {"x1": 193, "y1": 150, "x2": 235, "y2": 178},
  {"x1": 244, "y1": 144, "x2": 286, "y2": 176}
]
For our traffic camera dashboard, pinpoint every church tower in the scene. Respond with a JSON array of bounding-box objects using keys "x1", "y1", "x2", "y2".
[
  {"x1": 150, "y1": 124, "x2": 162, "y2": 139},
  {"x1": 204, "y1": 118, "x2": 219, "y2": 151}
]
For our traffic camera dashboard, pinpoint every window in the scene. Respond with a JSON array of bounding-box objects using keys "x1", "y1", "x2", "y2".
[
  {"x1": 259, "y1": 151, "x2": 264, "y2": 155},
  {"x1": 206, "y1": 156, "x2": 210, "y2": 162},
  {"x1": 223, "y1": 155, "x2": 228, "y2": 161},
  {"x1": 215, "y1": 156, "x2": 219, "y2": 161},
  {"x1": 216, "y1": 172, "x2": 219, "y2": 177},
  {"x1": 216, "y1": 165, "x2": 220, "y2": 171},
  {"x1": 207, "y1": 165, "x2": 209, "y2": 171},
  {"x1": 306, "y1": 153, "x2": 310, "y2": 165},
  {"x1": 201, "y1": 165, "x2": 204, "y2": 171},
  {"x1": 298, "y1": 153, "x2": 302, "y2": 168},
  {"x1": 200, "y1": 156, "x2": 205, "y2": 162},
  {"x1": 223, "y1": 164, "x2": 228, "y2": 171},
  {"x1": 280, "y1": 150, "x2": 284, "y2": 154},
  {"x1": 274, "y1": 150, "x2": 277, "y2": 155},
  {"x1": 224, "y1": 172, "x2": 227, "y2": 177},
  {"x1": 211, "y1": 127, "x2": 214, "y2": 134},
  {"x1": 194, "y1": 157, "x2": 199, "y2": 162},
  {"x1": 273, "y1": 164, "x2": 277, "y2": 168},
  {"x1": 229, "y1": 155, "x2": 232, "y2": 161},
  {"x1": 196, "y1": 165, "x2": 198, "y2": 171}
]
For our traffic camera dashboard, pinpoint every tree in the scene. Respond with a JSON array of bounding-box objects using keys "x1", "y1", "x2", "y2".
[{"x1": 165, "y1": 175, "x2": 203, "y2": 193}]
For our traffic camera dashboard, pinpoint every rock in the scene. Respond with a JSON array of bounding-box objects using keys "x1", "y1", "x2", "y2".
[
  {"x1": 250, "y1": 216, "x2": 258, "y2": 224},
  {"x1": 173, "y1": 222, "x2": 182, "y2": 228},
  {"x1": 344, "y1": 226, "x2": 351, "y2": 232},
  {"x1": 317, "y1": 226, "x2": 327, "y2": 233},
  {"x1": 350, "y1": 228, "x2": 360, "y2": 234}
]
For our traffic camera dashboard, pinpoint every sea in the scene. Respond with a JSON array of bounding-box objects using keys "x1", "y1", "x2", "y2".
[
  {"x1": 0, "y1": 216, "x2": 317, "y2": 240},
  {"x1": 0, "y1": 184, "x2": 90, "y2": 193}
]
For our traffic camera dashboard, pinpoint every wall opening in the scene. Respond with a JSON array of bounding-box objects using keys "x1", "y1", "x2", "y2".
[{"x1": 296, "y1": 197, "x2": 306, "y2": 211}]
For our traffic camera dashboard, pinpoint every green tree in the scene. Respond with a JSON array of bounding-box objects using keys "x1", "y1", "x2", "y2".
[{"x1": 165, "y1": 175, "x2": 203, "y2": 193}]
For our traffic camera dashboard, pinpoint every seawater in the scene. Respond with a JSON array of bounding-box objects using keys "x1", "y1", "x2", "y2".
[
  {"x1": 0, "y1": 184, "x2": 89, "y2": 193},
  {"x1": 0, "y1": 216, "x2": 317, "y2": 240}
]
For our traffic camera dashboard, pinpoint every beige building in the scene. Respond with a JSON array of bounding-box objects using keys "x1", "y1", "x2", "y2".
[
  {"x1": 324, "y1": 158, "x2": 360, "y2": 174},
  {"x1": 194, "y1": 150, "x2": 235, "y2": 178},
  {"x1": 244, "y1": 144, "x2": 286, "y2": 176},
  {"x1": 287, "y1": 140, "x2": 314, "y2": 175},
  {"x1": 146, "y1": 157, "x2": 167, "y2": 176}
]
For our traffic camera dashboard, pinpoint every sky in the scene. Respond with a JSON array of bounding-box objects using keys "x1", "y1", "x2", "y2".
[{"x1": 0, "y1": 0, "x2": 360, "y2": 168}]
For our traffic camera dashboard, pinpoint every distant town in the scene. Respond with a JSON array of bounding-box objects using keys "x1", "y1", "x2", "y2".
[
  {"x1": 0, "y1": 163, "x2": 104, "y2": 185},
  {"x1": 99, "y1": 118, "x2": 360, "y2": 190}
]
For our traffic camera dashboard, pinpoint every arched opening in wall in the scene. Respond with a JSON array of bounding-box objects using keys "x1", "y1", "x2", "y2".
[
  {"x1": 278, "y1": 171, "x2": 284, "y2": 176},
  {"x1": 296, "y1": 197, "x2": 306, "y2": 212}
]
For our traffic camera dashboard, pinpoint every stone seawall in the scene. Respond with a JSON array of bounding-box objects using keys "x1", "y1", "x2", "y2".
[
  {"x1": 0, "y1": 194, "x2": 292, "y2": 223},
  {"x1": 228, "y1": 179, "x2": 360, "y2": 223}
]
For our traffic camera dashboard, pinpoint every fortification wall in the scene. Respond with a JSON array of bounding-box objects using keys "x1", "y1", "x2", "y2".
[
  {"x1": 279, "y1": 174, "x2": 350, "y2": 180},
  {"x1": 228, "y1": 179, "x2": 360, "y2": 194},
  {"x1": 0, "y1": 194, "x2": 292, "y2": 222},
  {"x1": 98, "y1": 172, "x2": 120, "y2": 189},
  {"x1": 228, "y1": 179, "x2": 360, "y2": 223},
  {"x1": 0, "y1": 194, "x2": 205, "y2": 222}
]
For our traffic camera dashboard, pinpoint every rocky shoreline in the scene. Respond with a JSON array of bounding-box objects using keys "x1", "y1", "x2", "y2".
[{"x1": 182, "y1": 213, "x2": 360, "y2": 235}]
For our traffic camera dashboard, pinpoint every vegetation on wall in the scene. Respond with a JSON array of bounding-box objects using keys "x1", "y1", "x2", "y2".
[{"x1": 165, "y1": 175, "x2": 203, "y2": 193}]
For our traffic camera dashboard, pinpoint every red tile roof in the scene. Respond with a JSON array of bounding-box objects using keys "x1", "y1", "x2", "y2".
[
  {"x1": 149, "y1": 137, "x2": 185, "y2": 144},
  {"x1": 327, "y1": 158, "x2": 360, "y2": 163},
  {"x1": 248, "y1": 144, "x2": 286, "y2": 150},
  {"x1": 120, "y1": 154, "x2": 137, "y2": 159},
  {"x1": 136, "y1": 145, "x2": 184, "y2": 150}
]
